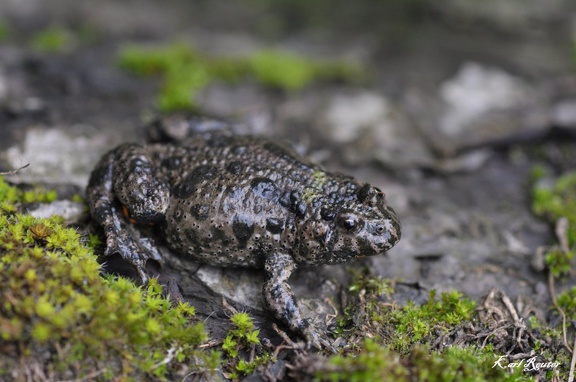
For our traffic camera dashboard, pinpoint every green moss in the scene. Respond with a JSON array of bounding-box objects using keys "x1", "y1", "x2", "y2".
[
  {"x1": 339, "y1": 270, "x2": 475, "y2": 353},
  {"x1": 324, "y1": 339, "x2": 408, "y2": 381},
  {"x1": 545, "y1": 247, "x2": 574, "y2": 278},
  {"x1": 207, "y1": 56, "x2": 251, "y2": 83},
  {"x1": 389, "y1": 290, "x2": 476, "y2": 352},
  {"x1": 249, "y1": 50, "x2": 363, "y2": 90},
  {"x1": 31, "y1": 26, "x2": 74, "y2": 53},
  {"x1": 117, "y1": 42, "x2": 364, "y2": 112},
  {"x1": 330, "y1": 268, "x2": 571, "y2": 380},
  {"x1": 0, "y1": 177, "x2": 217, "y2": 380},
  {"x1": 532, "y1": 169, "x2": 576, "y2": 246},
  {"x1": 556, "y1": 287, "x2": 576, "y2": 320},
  {"x1": 248, "y1": 50, "x2": 319, "y2": 90},
  {"x1": 118, "y1": 43, "x2": 210, "y2": 112},
  {"x1": 318, "y1": 339, "x2": 528, "y2": 382},
  {"x1": 221, "y1": 312, "x2": 271, "y2": 380},
  {"x1": 531, "y1": 168, "x2": 576, "y2": 279},
  {"x1": 0, "y1": 177, "x2": 58, "y2": 205},
  {"x1": 409, "y1": 345, "x2": 529, "y2": 382}
]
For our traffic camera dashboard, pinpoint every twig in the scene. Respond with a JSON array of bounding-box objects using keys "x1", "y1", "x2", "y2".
[
  {"x1": 222, "y1": 297, "x2": 238, "y2": 315},
  {"x1": 197, "y1": 338, "x2": 223, "y2": 349},
  {"x1": 272, "y1": 323, "x2": 296, "y2": 346},
  {"x1": 151, "y1": 345, "x2": 178, "y2": 369},
  {"x1": 548, "y1": 271, "x2": 572, "y2": 353},
  {"x1": 0, "y1": 163, "x2": 30, "y2": 176},
  {"x1": 569, "y1": 335, "x2": 576, "y2": 382}
]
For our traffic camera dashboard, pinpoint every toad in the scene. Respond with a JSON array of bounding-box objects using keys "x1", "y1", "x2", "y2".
[{"x1": 86, "y1": 117, "x2": 401, "y2": 348}]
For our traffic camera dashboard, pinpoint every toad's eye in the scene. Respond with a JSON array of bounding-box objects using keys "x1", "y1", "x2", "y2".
[{"x1": 338, "y1": 215, "x2": 361, "y2": 233}]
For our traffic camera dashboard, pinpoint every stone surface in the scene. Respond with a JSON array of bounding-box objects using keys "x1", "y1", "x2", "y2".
[
  {"x1": 318, "y1": 90, "x2": 434, "y2": 168},
  {"x1": 427, "y1": 62, "x2": 551, "y2": 155},
  {"x1": 5, "y1": 128, "x2": 109, "y2": 187},
  {"x1": 553, "y1": 98, "x2": 576, "y2": 130},
  {"x1": 29, "y1": 200, "x2": 85, "y2": 223}
]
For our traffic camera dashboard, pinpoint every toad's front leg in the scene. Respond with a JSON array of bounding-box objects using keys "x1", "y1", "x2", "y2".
[
  {"x1": 263, "y1": 252, "x2": 334, "y2": 350},
  {"x1": 86, "y1": 144, "x2": 169, "y2": 284}
]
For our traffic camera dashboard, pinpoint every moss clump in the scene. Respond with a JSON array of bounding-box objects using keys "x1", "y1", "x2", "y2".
[
  {"x1": 339, "y1": 270, "x2": 475, "y2": 354},
  {"x1": 117, "y1": 42, "x2": 363, "y2": 112},
  {"x1": 221, "y1": 312, "x2": 271, "y2": 380},
  {"x1": 544, "y1": 247, "x2": 574, "y2": 278},
  {"x1": 247, "y1": 50, "x2": 359, "y2": 90},
  {"x1": 0, "y1": 177, "x2": 58, "y2": 214},
  {"x1": 531, "y1": 168, "x2": 576, "y2": 278},
  {"x1": 532, "y1": 168, "x2": 576, "y2": 246},
  {"x1": 556, "y1": 287, "x2": 576, "y2": 320},
  {"x1": 0, "y1": 177, "x2": 216, "y2": 380},
  {"x1": 324, "y1": 269, "x2": 565, "y2": 380},
  {"x1": 31, "y1": 25, "x2": 74, "y2": 53},
  {"x1": 118, "y1": 43, "x2": 213, "y2": 112},
  {"x1": 323, "y1": 338, "x2": 407, "y2": 381},
  {"x1": 390, "y1": 290, "x2": 476, "y2": 352},
  {"x1": 317, "y1": 339, "x2": 528, "y2": 382}
]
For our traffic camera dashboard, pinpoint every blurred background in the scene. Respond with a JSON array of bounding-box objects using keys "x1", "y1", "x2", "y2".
[
  {"x1": 1, "y1": 0, "x2": 575, "y2": 155},
  {"x1": 1, "y1": 0, "x2": 576, "y2": 304}
]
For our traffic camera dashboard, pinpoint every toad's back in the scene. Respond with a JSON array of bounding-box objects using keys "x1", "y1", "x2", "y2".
[
  {"x1": 142, "y1": 134, "x2": 393, "y2": 267},
  {"x1": 148, "y1": 132, "x2": 356, "y2": 267}
]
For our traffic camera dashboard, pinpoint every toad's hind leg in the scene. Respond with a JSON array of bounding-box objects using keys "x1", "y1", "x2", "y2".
[{"x1": 87, "y1": 144, "x2": 168, "y2": 284}]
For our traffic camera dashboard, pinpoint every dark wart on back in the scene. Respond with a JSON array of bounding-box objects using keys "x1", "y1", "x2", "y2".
[{"x1": 86, "y1": 116, "x2": 401, "y2": 349}]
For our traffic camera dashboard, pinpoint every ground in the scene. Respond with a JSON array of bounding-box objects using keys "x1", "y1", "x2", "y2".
[{"x1": 1, "y1": 1, "x2": 576, "y2": 381}]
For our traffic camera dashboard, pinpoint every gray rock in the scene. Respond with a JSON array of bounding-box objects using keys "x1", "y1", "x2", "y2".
[
  {"x1": 5, "y1": 127, "x2": 109, "y2": 187},
  {"x1": 425, "y1": 62, "x2": 551, "y2": 155},
  {"x1": 552, "y1": 98, "x2": 576, "y2": 130},
  {"x1": 317, "y1": 90, "x2": 434, "y2": 168},
  {"x1": 29, "y1": 200, "x2": 85, "y2": 223}
]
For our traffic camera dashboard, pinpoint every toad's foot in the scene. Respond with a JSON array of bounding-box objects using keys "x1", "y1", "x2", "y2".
[{"x1": 103, "y1": 222, "x2": 162, "y2": 284}]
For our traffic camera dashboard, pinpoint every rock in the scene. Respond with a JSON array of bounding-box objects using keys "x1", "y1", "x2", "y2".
[
  {"x1": 5, "y1": 127, "x2": 109, "y2": 187},
  {"x1": 427, "y1": 62, "x2": 551, "y2": 155},
  {"x1": 197, "y1": 83, "x2": 275, "y2": 134},
  {"x1": 28, "y1": 200, "x2": 85, "y2": 223},
  {"x1": 552, "y1": 98, "x2": 576, "y2": 130},
  {"x1": 196, "y1": 265, "x2": 264, "y2": 310},
  {"x1": 322, "y1": 91, "x2": 386, "y2": 143},
  {"x1": 317, "y1": 90, "x2": 434, "y2": 168}
]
